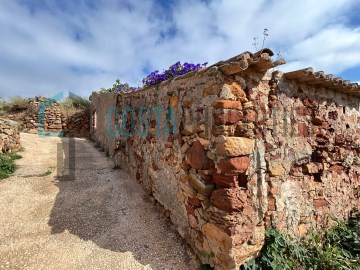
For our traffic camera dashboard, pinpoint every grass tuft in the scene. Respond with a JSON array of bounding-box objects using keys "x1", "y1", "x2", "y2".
[
  {"x1": 242, "y1": 212, "x2": 360, "y2": 270},
  {"x1": 0, "y1": 152, "x2": 22, "y2": 179}
]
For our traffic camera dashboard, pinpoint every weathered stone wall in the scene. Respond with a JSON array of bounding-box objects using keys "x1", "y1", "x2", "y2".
[
  {"x1": 24, "y1": 102, "x2": 66, "y2": 133},
  {"x1": 90, "y1": 50, "x2": 360, "y2": 269},
  {"x1": 91, "y1": 67, "x2": 270, "y2": 269},
  {"x1": 0, "y1": 118, "x2": 21, "y2": 153},
  {"x1": 66, "y1": 110, "x2": 90, "y2": 137},
  {"x1": 22, "y1": 98, "x2": 90, "y2": 137},
  {"x1": 90, "y1": 92, "x2": 117, "y2": 154},
  {"x1": 259, "y1": 74, "x2": 360, "y2": 237}
]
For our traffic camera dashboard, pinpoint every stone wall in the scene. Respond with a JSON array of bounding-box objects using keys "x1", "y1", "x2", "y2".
[
  {"x1": 0, "y1": 118, "x2": 20, "y2": 153},
  {"x1": 261, "y1": 71, "x2": 360, "y2": 236},
  {"x1": 90, "y1": 49, "x2": 360, "y2": 269},
  {"x1": 66, "y1": 110, "x2": 91, "y2": 137},
  {"x1": 22, "y1": 97, "x2": 90, "y2": 137},
  {"x1": 90, "y1": 92, "x2": 117, "y2": 153}
]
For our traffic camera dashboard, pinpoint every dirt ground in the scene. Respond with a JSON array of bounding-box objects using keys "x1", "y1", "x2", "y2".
[{"x1": 0, "y1": 133, "x2": 198, "y2": 270}]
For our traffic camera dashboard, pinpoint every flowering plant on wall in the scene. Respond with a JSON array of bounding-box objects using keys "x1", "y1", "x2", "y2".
[
  {"x1": 99, "y1": 79, "x2": 141, "y2": 93},
  {"x1": 142, "y1": 62, "x2": 208, "y2": 88},
  {"x1": 98, "y1": 61, "x2": 208, "y2": 94}
]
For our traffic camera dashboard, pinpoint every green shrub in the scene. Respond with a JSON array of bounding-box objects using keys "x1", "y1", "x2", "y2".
[
  {"x1": 242, "y1": 213, "x2": 360, "y2": 270},
  {"x1": 3, "y1": 96, "x2": 29, "y2": 112},
  {"x1": 0, "y1": 171, "x2": 9, "y2": 179},
  {"x1": 0, "y1": 152, "x2": 22, "y2": 179},
  {"x1": 61, "y1": 96, "x2": 91, "y2": 111}
]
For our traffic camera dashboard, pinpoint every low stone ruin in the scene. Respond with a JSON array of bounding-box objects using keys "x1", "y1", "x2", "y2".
[{"x1": 21, "y1": 97, "x2": 90, "y2": 136}]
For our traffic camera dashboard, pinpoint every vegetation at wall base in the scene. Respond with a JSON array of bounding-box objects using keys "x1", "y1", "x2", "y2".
[
  {"x1": 0, "y1": 152, "x2": 22, "y2": 179},
  {"x1": 242, "y1": 212, "x2": 360, "y2": 270}
]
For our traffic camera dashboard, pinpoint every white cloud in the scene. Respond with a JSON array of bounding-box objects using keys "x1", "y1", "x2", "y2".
[{"x1": 0, "y1": 0, "x2": 359, "y2": 99}]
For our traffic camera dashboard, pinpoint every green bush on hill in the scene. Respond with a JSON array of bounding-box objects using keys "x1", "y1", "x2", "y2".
[
  {"x1": 60, "y1": 96, "x2": 91, "y2": 112},
  {"x1": 0, "y1": 96, "x2": 29, "y2": 113}
]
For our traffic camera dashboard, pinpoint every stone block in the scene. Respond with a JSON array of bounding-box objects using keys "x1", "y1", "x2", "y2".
[
  {"x1": 210, "y1": 188, "x2": 245, "y2": 212},
  {"x1": 216, "y1": 137, "x2": 255, "y2": 156},
  {"x1": 185, "y1": 141, "x2": 211, "y2": 169},
  {"x1": 269, "y1": 164, "x2": 285, "y2": 176},
  {"x1": 243, "y1": 109, "x2": 257, "y2": 123},
  {"x1": 217, "y1": 157, "x2": 250, "y2": 173},
  {"x1": 213, "y1": 100, "x2": 242, "y2": 110},
  {"x1": 214, "y1": 111, "x2": 242, "y2": 125},
  {"x1": 213, "y1": 174, "x2": 239, "y2": 188},
  {"x1": 313, "y1": 198, "x2": 329, "y2": 209}
]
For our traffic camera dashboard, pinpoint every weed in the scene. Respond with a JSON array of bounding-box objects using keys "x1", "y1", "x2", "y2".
[
  {"x1": 242, "y1": 213, "x2": 360, "y2": 270},
  {"x1": 23, "y1": 169, "x2": 52, "y2": 178},
  {"x1": 252, "y1": 28, "x2": 268, "y2": 53},
  {"x1": 38, "y1": 169, "x2": 52, "y2": 177},
  {"x1": 0, "y1": 171, "x2": 9, "y2": 179},
  {"x1": 200, "y1": 251, "x2": 215, "y2": 260},
  {"x1": 0, "y1": 152, "x2": 22, "y2": 179}
]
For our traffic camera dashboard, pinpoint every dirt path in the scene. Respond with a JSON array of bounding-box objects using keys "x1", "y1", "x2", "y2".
[{"x1": 0, "y1": 133, "x2": 198, "y2": 270}]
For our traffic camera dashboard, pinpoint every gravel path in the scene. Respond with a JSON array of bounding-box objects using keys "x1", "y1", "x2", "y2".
[{"x1": 0, "y1": 133, "x2": 198, "y2": 270}]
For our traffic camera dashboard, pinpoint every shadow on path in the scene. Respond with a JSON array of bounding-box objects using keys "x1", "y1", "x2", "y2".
[{"x1": 48, "y1": 137, "x2": 196, "y2": 269}]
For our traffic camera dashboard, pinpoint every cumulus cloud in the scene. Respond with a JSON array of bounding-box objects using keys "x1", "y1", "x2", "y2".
[{"x1": 0, "y1": 0, "x2": 359, "y2": 99}]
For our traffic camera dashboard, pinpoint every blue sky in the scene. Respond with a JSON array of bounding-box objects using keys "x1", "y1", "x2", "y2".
[{"x1": 0, "y1": 0, "x2": 359, "y2": 99}]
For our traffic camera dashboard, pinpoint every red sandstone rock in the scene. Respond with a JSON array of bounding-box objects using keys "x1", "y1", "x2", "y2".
[
  {"x1": 329, "y1": 165, "x2": 343, "y2": 173},
  {"x1": 217, "y1": 157, "x2": 250, "y2": 174},
  {"x1": 303, "y1": 97, "x2": 318, "y2": 108},
  {"x1": 213, "y1": 174, "x2": 239, "y2": 188},
  {"x1": 313, "y1": 198, "x2": 329, "y2": 209},
  {"x1": 210, "y1": 188, "x2": 244, "y2": 212},
  {"x1": 243, "y1": 109, "x2": 257, "y2": 123},
  {"x1": 214, "y1": 111, "x2": 242, "y2": 125},
  {"x1": 298, "y1": 123, "x2": 309, "y2": 137},
  {"x1": 268, "y1": 197, "x2": 276, "y2": 211},
  {"x1": 185, "y1": 141, "x2": 211, "y2": 170},
  {"x1": 212, "y1": 100, "x2": 242, "y2": 110},
  {"x1": 186, "y1": 204, "x2": 196, "y2": 216},
  {"x1": 295, "y1": 106, "x2": 311, "y2": 116},
  {"x1": 311, "y1": 117, "x2": 324, "y2": 126},
  {"x1": 188, "y1": 197, "x2": 201, "y2": 207}
]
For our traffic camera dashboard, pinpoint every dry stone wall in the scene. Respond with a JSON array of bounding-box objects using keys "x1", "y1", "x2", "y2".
[
  {"x1": 22, "y1": 97, "x2": 90, "y2": 136},
  {"x1": 260, "y1": 73, "x2": 360, "y2": 237},
  {"x1": 66, "y1": 111, "x2": 91, "y2": 136},
  {"x1": 0, "y1": 118, "x2": 20, "y2": 153},
  {"x1": 90, "y1": 49, "x2": 360, "y2": 269}
]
